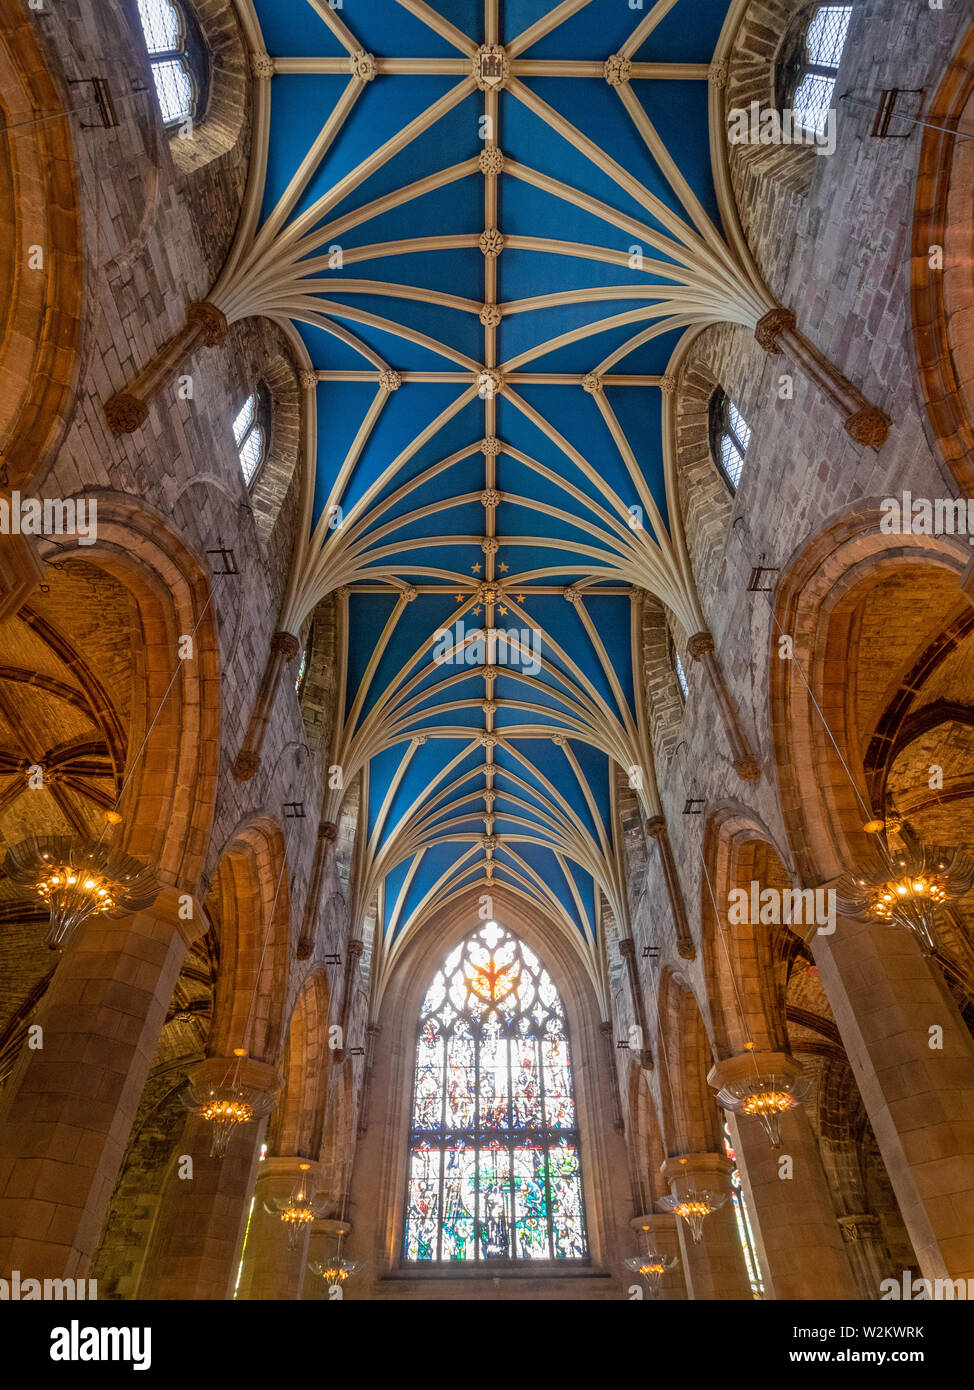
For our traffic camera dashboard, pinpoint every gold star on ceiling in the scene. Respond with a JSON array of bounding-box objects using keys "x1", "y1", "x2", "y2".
[
  {"x1": 498, "y1": 605, "x2": 509, "y2": 616},
  {"x1": 499, "y1": 562, "x2": 509, "y2": 572},
  {"x1": 455, "y1": 593, "x2": 464, "y2": 603},
  {"x1": 471, "y1": 562, "x2": 482, "y2": 574}
]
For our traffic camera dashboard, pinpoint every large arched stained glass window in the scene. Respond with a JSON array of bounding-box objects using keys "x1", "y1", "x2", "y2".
[{"x1": 404, "y1": 922, "x2": 588, "y2": 1263}]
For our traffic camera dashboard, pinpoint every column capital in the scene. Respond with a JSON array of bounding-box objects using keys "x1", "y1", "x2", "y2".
[
  {"x1": 707, "y1": 1050, "x2": 804, "y2": 1091},
  {"x1": 755, "y1": 306, "x2": 797, "y2": 354},
  {"x1": 271, "y1": 630, "x2": 301, "y2": 660},
  {"x1": 105, "y1": 391, "x2": 149, "y2": 435},
  {"x1": 838, "y1": 1213, "x2": 881, "y2": 1243},
  {"x1": 844, "y1": 404, "x2": 891, "y2": 448},
  {"x1": 686, "y1": 631, "x2": 715, "y2": 660},
  {"x1": 319, "y1": 820, "x2": 339, "y2": 842},
  {"x1": 661, "y1": 1152, "x2": 735, "y2": 1183},
  {"x1": 188, "y1": 1053, "x2": 281, "y2": 1098},
  {"x1": 618, "y1": 936, "x2": 636, "y2": 959},
  {"x1": 645, "y1": 814, "x2": 668, "y2": 840},
  {"x1": 186, "y1": 300, "x2": 228, "y2": 347}
]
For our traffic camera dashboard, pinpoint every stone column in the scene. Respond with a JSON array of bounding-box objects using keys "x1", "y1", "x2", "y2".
[
  {"x1": 0, "y1": 890, "x2": 202, "y2": 1280},
  {"x1": 686, "y1": 633, "x2": 762, "y2": 783},
  {"x1": 710, "y1": 1052, "x2": 859, "y2": 1300},
  {"x1": 838, "y1": 1213, "x2": 891, "y2": 1300},
  {"x1": 104, "y1": 301, "x2": 228, "y2": 434},
  {"x1": 755, "y1": 306, "x2": 890, "y2": 448},
  {"x1": 629, "y1": 1212, "x2": 687, "y2": 1299},
  {"x1": 237, "y1": 1157, "x2": 320, "y2": 1300},
  {"x1": 810, "y1": 911, "x2": 974, "y2": 1282},
  {"x1": 232, "y1": 631, "x2": 301, "y2": 781},
  {"x1": 618, "y1": 938, "x2": 653, "y2": 1067},
  {"x1": 296, "y1": 821, "x2": 339, "y2": 958},
  {"x1": 660, "y1": 1153, "x2": 754, "y2": 1300},
  {"x1": 334, "y1": 939, "x2": 364, "y2": 1062},
  {"x1": 645, "y1": 816, "x2": 695, "y2": 959},
  {"x1": 138, "y1": 1054, "x2": 279, "y2": 1300}
]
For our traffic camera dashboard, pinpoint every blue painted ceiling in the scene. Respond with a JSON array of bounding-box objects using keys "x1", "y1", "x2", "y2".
[{"x1": 241, "y1": 0, "x2": 736, "y2": 972}]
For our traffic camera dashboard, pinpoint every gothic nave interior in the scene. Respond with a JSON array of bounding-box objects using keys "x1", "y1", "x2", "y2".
[{"x1": 2, "y1": 0, "x2": 974, "y2": 1351}]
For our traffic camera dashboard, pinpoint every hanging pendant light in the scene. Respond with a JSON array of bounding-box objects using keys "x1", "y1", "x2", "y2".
[
  {"x1": 266, "y1": 1163, "x2": 328, "y2": 1247},
  {"x1": 658, "y1": 1190, "x2": 728, "y2": 1243},
  {"x1": 3, "y1": 832, "x2": 160, "y2": 950},
  {"x1": 715, "y1": 1071, "x2": 813, "y2": 1148},
  {"x1": 623, "y1": 1252, "x2": 678, "y2": 1295},
  {"x1": 182, "y1": 1048, "x2": 275, "y2": 1158},
  {"x1": 837, "y1": 816, "x2": 974, "y2": 955},
  {"x1": 308, "y1": 1258, "x2": 359, "y2": 1287}
]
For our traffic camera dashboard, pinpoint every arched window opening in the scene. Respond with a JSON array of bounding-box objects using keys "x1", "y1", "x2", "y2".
[
  {"x1": 136, "y1": 0, "x2": 209, "y2": 127},
  {"x1": 723, "y1": 1121, "x2": 765, "y2": 1298},
  {"x1": 233, "y1": 389, "x2": 269, "y2": 487},
  {"x1": 708, "y1": 390, "x2": 751, "y2": 494},
  {"x1": 295, "y1": 634, "x2": 311, "y2": 698},
  {"x1": 669, "y1": 632, "x2": 689, "y2": 703},
  {"x1": 776, "y1": 4, "x2": 852, "y2": 137},
  {"x1": 404, "y1": 922, "x2": 588, "y2": 1263}
]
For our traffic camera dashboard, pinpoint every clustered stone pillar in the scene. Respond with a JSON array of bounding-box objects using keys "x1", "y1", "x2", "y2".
[
  {"x1": 810, "y1": 910, "x2": 974, "y2": 1284},
  {"x1": 356, "y1": 1024, "x2": 382, "y2": 1136},
  {"x1": 618, "y1": 938, "x2": 654, "y2": 1067},
  {"x1": 686, "y1": 632, "x2": 761, "y2": 783},
  {"x1": 755, "y1": 306, "x2": 891, "y2": 448},
  {"x1": 233, "y1": 631, "x2": 301, "y2": 781},
  {"x1": 296, "y1": 820, "x2": 339, "y2": 959},
  {"x1": 0, "y1": 891, "x2": 202, "y2": 1281},
  {"x1": 709, "y1": 1052, "x2": 860, "y2": 1300},
  {"x1": 138, "y1": 1053, "x2": 279, "y2": 1299},
  {"x1": 660, "y1": 1152, "x2": 754, "y2": 1299},
  {"x1": 335, "y1": 939, "x2": 364, "y2": 1062},
  {"x1": 645, "y1": 816, "x2": 695, "y2": 959},
  {"x1": 236, "y1": 1157, "x2": 320, "y2": 1300},
  {"x1": 629, "y1": 1213, "x2": 688, "y2": 1300},
  {"x1": 104, "y1": 301, "x2": 228, "y2": 434},
  {"x1": 599, "y1": 1020, "x2": 625, "y2": 1132}
]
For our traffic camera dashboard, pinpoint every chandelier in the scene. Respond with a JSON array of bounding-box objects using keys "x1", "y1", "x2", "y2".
[
  {"x1": 715, "y1": 1072, "x2": 812, "y2": 1148},
  {"x1": 658, "y1": 1190, "x2": 727, "y2": 1243},
  {"x1": 309, "y1": 1259, "x2": 359, "y2": 1287},
  {"x1": 266, "y1": 1163, "x2": 328, "y2": 1247},
  {"x1": 624, "y1": 1252, "x2": 678, "y2": 1295},
  {"x1": 838, "y1": 817, "x2": 974, "y2": 955},
  {"x1": 182, "y1": 1049, "x2": 275, "y2": 1157},
  {"x1": 3, "y1": 833, "x2": 160, "y2": 949}
]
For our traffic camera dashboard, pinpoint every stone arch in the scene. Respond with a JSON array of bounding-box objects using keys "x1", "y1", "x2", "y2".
[
  {"x1": 656, "y1": 968, "x2": 721, "y2": 1155},
  {"x1": 32, "y1": 493, "x2": 222, "y2": 892},
  {"x1": 701, "y1": 807, "x2": 798, "y2": 1058},
  {"x1": 627, "y1": 1062, "x2": 667, "y2": 1213},
  {"x1": 719, "y1": 0, "x2": 841, "y2": 239},
  {"x1": 911, "y1": 15, "x2": 974, "y2": 497},
  {"x1": 348, "y1": 888, "x2": 631, "y2": 1295},
  {"x1": 272, "y1": 969, "x2": 331, "y2": 1159},
  {"x1": 139, "y1": 0, "x2": 252, "y2": 180},
  {"x1": 205, "y1": 815, "x2": 293, "y2": 1068},
  {"x1": 671, "y1": 324, "x2": 764, "y2": 603},
  {"x1": 769, "y1": 506, "x2": 972, "y2": 884},
  {"x1": 0, "y1": 0, "x2": 83, "y2": 492}
]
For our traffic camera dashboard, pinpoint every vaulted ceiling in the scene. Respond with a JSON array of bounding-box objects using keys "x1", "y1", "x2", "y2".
[{"x1": 223, "y1": 0, "x2": 771, "y2": 1004}]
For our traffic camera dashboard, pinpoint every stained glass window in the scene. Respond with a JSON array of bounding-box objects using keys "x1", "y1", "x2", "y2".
[
  {"x1": 136, "y1": 0, "x2": 198, "y2": 126},
  {"x1": 673, "y1": 645, "x2": 689, "y2": 701},
  {"x1": 233, "y1": 391, "x2": 267, "y2": 486},
  {"x1": 404, "y1": 922, "x2": 588, "y2": 1263},
  {"x1": 791, "y1": 5, "x2": 851, "y2": 137},
  {"x1": 723, "y1": 1121, "x2": 765, "y2": 1298},
  {"x1": 709, "y1": 390, "x2": 751, "y2": 494}
]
